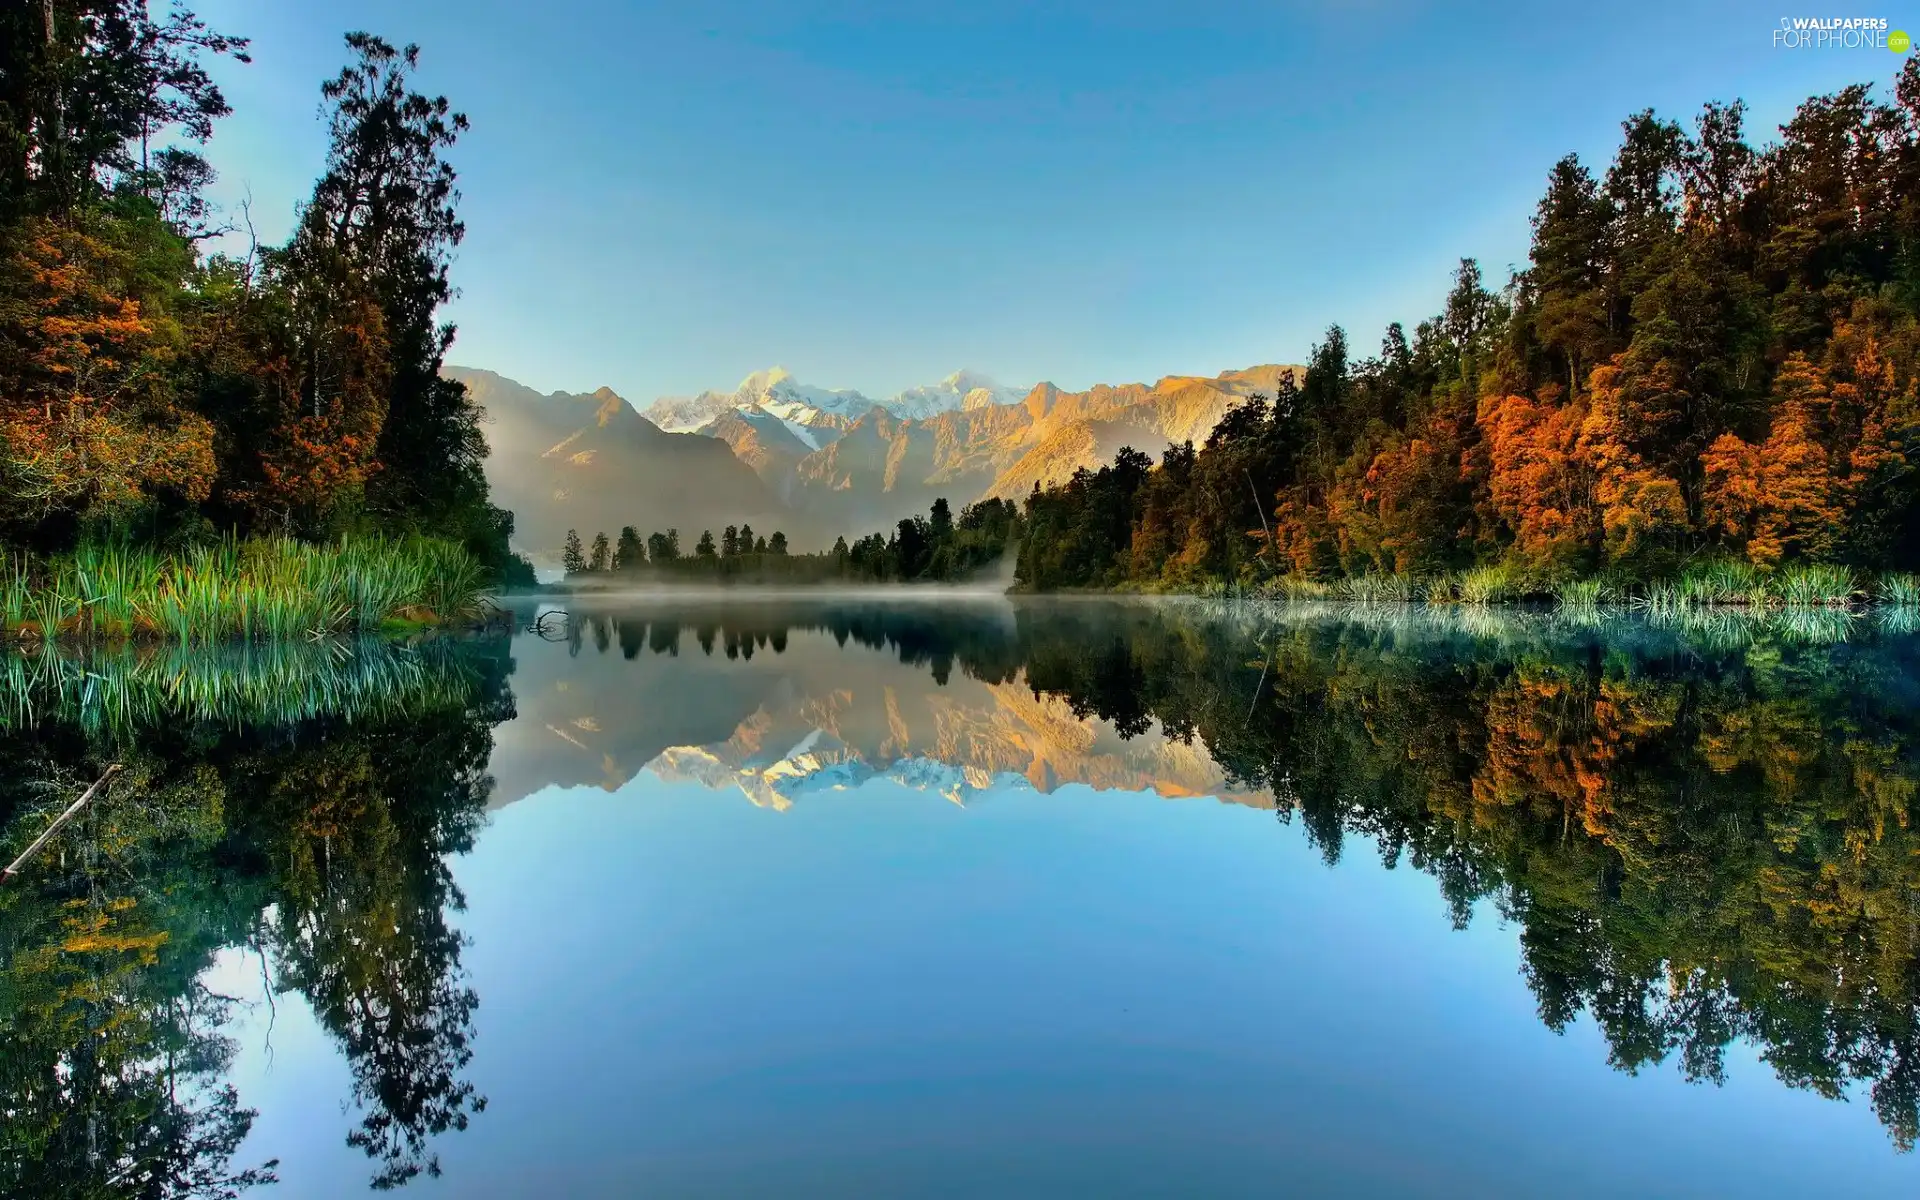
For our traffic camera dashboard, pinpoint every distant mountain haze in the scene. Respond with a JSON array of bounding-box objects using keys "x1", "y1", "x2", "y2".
[
  {"x1": 446, "y1": 362, "x2": 1303, "y2": 561},
  {"x1": 640, "y1": 365, "x2": 1024, "y2": 434},
  {"x1": 447, "y1": 366, "x2": 803, "y2": 562}
]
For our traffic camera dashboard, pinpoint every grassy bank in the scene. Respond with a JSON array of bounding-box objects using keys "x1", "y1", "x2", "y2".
[
  {"x1": 1, "y1": 536, "x2": 491, "y2": 643},
  {"x1": 1139, "y1": 560, "x2": 1920, "y2": 612}
]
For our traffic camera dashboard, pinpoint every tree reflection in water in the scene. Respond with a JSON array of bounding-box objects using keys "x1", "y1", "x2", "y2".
[
  {"x1": 8, "y1": 599, "x2": 1920, "y2": 1198},
  {"x1": 0, "y1": 638, "x2": 512, "y2": 1195}
]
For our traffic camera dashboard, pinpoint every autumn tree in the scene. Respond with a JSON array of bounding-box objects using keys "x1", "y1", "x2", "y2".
[
  {"x1": 0, "y1": 217, "x2": 215, "y2": 535},
  {"x1": 277, "y1": 33, "x2": 512, "y2": 566}
]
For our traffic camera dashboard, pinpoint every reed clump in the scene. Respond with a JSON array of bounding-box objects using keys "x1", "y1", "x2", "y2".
[
  {"x1": 0, "y1": 637, "x2": 486, "y2": 733},
  {"x1": 0, "y1": 535, "x2": 489, "y2": 642},
  {"x1": 1249, "y1": 558, "x2": 1917, "y2": 618}
]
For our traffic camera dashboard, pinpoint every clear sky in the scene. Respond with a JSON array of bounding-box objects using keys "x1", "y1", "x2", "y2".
[{"x1": 193, "y1": 1, "x2": 1911, "y2": 402}]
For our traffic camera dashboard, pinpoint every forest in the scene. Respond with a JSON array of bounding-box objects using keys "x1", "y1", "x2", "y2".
[
  {"x1": 1019, "y1": 60, "x2": 1920, "y2": 600},
  {"x1": 0, "y1": 4, "x2": 531, "y2": 638},
  {"x1": 560, "y1": 496, "x2": 1022, "y2": 586}
]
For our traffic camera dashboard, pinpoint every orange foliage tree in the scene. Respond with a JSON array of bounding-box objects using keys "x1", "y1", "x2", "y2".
[
  {"x1": 1478, "y1": 386, "x2": 1598, "y2": 572},
  {"x1": 249, "y1": 276, "x2": 392, "y2": 530},
  {"x1": 1576, "y1": 361, "x2": 1689, "y2": 570},
  {"x1": 0, "y1": 219, "x2": 213, "y2": 523}
]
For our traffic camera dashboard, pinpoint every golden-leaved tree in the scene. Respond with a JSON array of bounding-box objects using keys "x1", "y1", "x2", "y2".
[{"x1": 0, "y1": 217, "x2": 214, "y2": 523}]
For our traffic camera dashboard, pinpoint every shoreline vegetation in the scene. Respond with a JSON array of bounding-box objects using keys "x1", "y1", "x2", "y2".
[
  {"x1": 1, "y1": 10, "x2": 534, "y2": 644},
  {"x1": 1112, "y1": 558, "x2": 1917, "y2": 610},
  {"x1": 556, "y1": 497, "x2": 1021, "y2": 588},
  {"x1": 1007, "y1": 62, "x2": 1920, "y2": 607},
  {"x1": 1, "y1": 535, "x2": 491, "y2": 642},
  {"x1": 2, "y1": 634, "x2": 488, "y2": 728}
]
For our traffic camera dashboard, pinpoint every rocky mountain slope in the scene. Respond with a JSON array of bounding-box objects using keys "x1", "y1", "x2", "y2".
[
  {"x1": 783, "y1": 363, "x2": 1303, "y2": 527},
  {"x1": 449, "y1": 366, "x2": 801, "y2": 562},
  {"x1": 701, "y1": 408, "x2": 818, "y2": 498}
]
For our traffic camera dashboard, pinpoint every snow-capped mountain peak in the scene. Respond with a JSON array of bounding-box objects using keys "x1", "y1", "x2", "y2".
[
  {"x1": 643, "y1": 367, "x2": 882, "y2": 435},
  {"x1": 735, "y1": 367, "x2": 879, "y2": 421},
  {"x1": 641, "y1": 367, "x2": 1030, "y2": 439},
  {"x1": 886, "y1": 369, "x2": 1026, "y2": 419}
]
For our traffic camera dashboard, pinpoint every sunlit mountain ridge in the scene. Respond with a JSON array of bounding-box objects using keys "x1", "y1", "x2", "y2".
[{"x1": 448, "y1": 361, "x2": 1303, "y2": 558}]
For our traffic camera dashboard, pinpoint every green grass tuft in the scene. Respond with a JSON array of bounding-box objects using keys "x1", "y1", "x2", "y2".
[
  {"x1": 4, "y1": 534, "x2": 489, "y2": 643},
  {"x1": 1555, "y1": 578, "x2": 1614, "y2": 609},
  {"x1": 1778, "y1": 563, "x2": 1856, "y2": 608},
  {"x1": 1875, "y1": 573, "x2": 1920, "y2": 608}
]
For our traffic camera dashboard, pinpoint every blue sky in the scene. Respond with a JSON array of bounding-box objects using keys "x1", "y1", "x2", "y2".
[{"x1": 194, "y1": 2, "x2": 1911, "y2": 401}]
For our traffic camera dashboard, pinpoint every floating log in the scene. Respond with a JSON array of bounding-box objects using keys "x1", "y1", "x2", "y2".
[{"x1": 1, "y1": 764, "x2": 121, "y2": 883}]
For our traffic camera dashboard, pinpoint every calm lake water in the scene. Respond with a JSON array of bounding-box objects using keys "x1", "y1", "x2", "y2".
[{"x1": 9, "y1": 596, "x2": 1920, "y2": 1197}]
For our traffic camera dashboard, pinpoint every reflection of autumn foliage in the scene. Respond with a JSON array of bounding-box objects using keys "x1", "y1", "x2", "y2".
[
  {"x1": 258, "y1": 736, "x2": 484, "y2": 1190},
  {"x1": 0, "y1": 748, "x2": 276, "y2": 1198},
  {"x1": 0, "y1": 640, "x2": 512, "y2": 1195},
  {"x1": 0, "y1": 219, "x2": 214, "y2": 517},
  {"x1": 1013, "y1": 604, "x2": 1920, "y2": 1148}
]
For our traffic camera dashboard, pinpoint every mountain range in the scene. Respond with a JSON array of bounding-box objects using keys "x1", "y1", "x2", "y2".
[
  {"x1": 643, "y1": 366, "x2": 1028, "y2": 435},
  {"x1": 449, "y1": 367, "x2": 808, "y2": 557},
  {"x1": 448, "y1": 361, "x2": 1302, "y2": 563}
]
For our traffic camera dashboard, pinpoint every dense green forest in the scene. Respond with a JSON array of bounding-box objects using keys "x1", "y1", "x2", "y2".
[
  {"x1": 560, "y1": 496, "x2": 1022, "y2": 585},
  {"x1": 0, "y1": 5, "x2": 529, "y2": 589},
  {"x1": 1020, "y1": 61, "x2": 1920, "y2": 598}
]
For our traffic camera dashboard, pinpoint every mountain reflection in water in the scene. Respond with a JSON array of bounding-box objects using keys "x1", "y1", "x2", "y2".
[{"x1": 6, "y1": 597, "x2": 1920, "y2": 1195}]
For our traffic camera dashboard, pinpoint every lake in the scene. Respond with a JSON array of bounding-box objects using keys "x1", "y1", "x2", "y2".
[{"x1": 7, "y1": 596, "x2": 1920, "y2": 1197}]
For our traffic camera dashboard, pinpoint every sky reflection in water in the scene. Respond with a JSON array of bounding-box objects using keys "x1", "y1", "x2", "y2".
[{"x1": 8, "y1": 598, "x2": 1920, "y2": 1197}]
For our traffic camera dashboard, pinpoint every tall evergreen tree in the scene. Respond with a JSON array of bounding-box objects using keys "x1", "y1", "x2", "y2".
[
  {"x1": 614, "y1": 525, "x2": 643, "y2": 571},
  {"x1": 282, "y1": 34, "x2": 511, "y2": 568}
]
